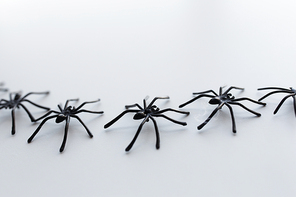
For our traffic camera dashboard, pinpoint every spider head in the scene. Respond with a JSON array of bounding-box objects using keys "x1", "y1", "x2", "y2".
[
  {"x1": 209, "y1": 97, "x2": 221, "y2": 105},
  {"x1": 56, "y1": 114, "x2": 66, "y2": 123}
]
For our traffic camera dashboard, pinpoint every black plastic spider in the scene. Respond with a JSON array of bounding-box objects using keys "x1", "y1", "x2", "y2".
[
  {"x1": 104, "y1": 96, "x2": 190, "y2": 151},
  {"x1": 258, "y1": 86, "x2": 296, "y2": 116},
  {"x1": 0, "y1": 91, "x2": 50, "y2": 135},
  {"x1": 179, "y1": 86, "x2": 266, "y2": 133},
  {"x1": 28, "y1": 98, "x2": 104, "y2": 152}
]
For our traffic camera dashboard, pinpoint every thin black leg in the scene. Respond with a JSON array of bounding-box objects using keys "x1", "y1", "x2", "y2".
[
  {"x1": 153, "y1": 114, "x2": 187, "y2": 126},
  {"x1": 22, "y1": 91, "x2": 50, "y2": 100},
  {"x1": 125, "y1": 116, "x2": 149, "y2": 152},
  {"x1": 258, "y1": 90, "x2": 292, "y2": 101},
  {"x1": 72, "y1": 115, "x2": 93, "y2": 138},
  {"x1": 104, "y1": 110, "x2": 140, "y2": 128},
  {"x1": 34, "y1": 110, "x2": 59, "y2": 122},
  {"x1": 229, "y1": 102, "x2": 261, "y2": 116},
  {"x1": 150, "y1": 117, "x2": 160, "y2": 149},
  {"x1": 224, "y1": 86, "x2": 244, "y2": 94},
  {"x1": 28, "y1": 115, "x2": 58, "y2": 143},
  {"x1": 19, "y1": 103, "x2": 36, "y2": 122},
  {"x1": 225, "y1": 103, "x2": 236, "y2": 133},
  {"x1": 125, "y1": 103, "x2": 143, "y2": 110},
  {"x1": 60, "y1": 116, "x2": 70, "y2": 152},
  {"x1": 75, "y1": 109, "x2": 104, "y2": 114},
  {"x1": 258, "y1": 87, "x2": 290, "y2": 91},
  {"x1": 193, "y1": 90, "x2": 218, "y2": 96},
  {"x1": 273, "y1": 94, "x2": 293, "y2": 114},
  {"x1": 179, "y1": 94, "x2": 214, "y2": 108},
  {"x1": 75, "y1": 99, "x2": 101, "y2": 111},
  {"x1": 11, "y1": 109, "x2": 16, "y2": 135},
  {"x1": 292, "y1": 96, "x2": 296, "y2": 117},
  {"x1": 65, "y1": 99, "x2": 79, "y2": 109},
  {"x1": 232, "y1": 97, "x2": 266, "y2": 106},
  {"x1": 22, "y1": 99, "x2": 50, "y2": 110},
  {"x1": 198, "y1": 103, "x2": 224, "y2": 130},
  {"x1": 157, "y1": 108, "x2": 190, "y2": 115},
  {"x1": 147, "y1": 96, "x2": 169, "y2": 108}
]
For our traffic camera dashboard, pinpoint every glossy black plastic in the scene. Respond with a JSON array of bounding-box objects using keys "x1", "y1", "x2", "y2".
[
  {"x1": 104, "y1": 96, "x2": 189, "y2": 151},
  {"x1": 179, "y1": 86, "x2": 266, "y2": 133},
  {"x1": 0, "y1": 91, "x2": 50, "y2": 135},
  {"x1": 28, "y1": 99, "x2": 104, "y2": 152},
  {"x1": 258, "y1": 87, "x2": 296, "y2": 116}
]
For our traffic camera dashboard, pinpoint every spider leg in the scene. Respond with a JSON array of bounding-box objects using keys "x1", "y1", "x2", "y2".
[
  {"x1": 198, "y1": 103, "x2": 224, "y2": 130},
  {"x1": 228, "y1": 102, "x2": 261, "y2": 116},
  {"x1": 232, "y1": 97, "x2": 266, "y2": 106},
  {"x1": 179, "y1": 94, "x2": 214, "y2": 108},
  {"x1": 258, "y1": 90, "x2": 293, "y2": 101},
  {"x1": 273, "y1": 94, "x2": 294, "y2": 115},
  {"x1": 104, "y1": 110, "x2": 140, "y2": 128},
  {"x1": 19, "y1": 103, "x2": 38, "y2": 122},
  {"x1": 60, "y1": 116, "x2": 70, "y2": 152},
  {"x1": 64, "y1": 99, "x2": 79, "y2": 109},
  {"x1": 224, "y1": 86, "x2": 244, "y2": 94},
  {"x1": 193, "y1": 90, "x2": 218, "y2": 96},
  {"x1": 152, "y1": 114, "x2": 187, "y2": 126},
  {"x1": 11, "y1": 109, "x2": 16, "y2": 135},
  {"x1": 72, "y1": 115, "x2": 93, "y2": 137},
  {"x1": 22, "y1": 99, "x2": 50, "y2": 110},
  {"x1": 74, "y1": 109, "x2": 104, "y2": 114},
  {"x1": 157, "y1": 108, "x2": 190, "y2": 115},
  {"x1": 21, "y1": 91, "x2": 50, "y2": 100},
  {"x1": 75, "y1": 99, "x2": 101, "y2": 111},
  {"x1": 34, "y1": 110, "x2": 59, "y2": 122},
  {"x1": 258, "y1": 87, "x2": 290, "y2": 91},
  {"x1": 225, "y1": 103, "x2": 236, "y2": 133},
  {"x1": 292, "y1": 96, "x2": 296, "y2": 117},
  {"x1": 147, "y1": 96, "x2": 170, "y2": 108},
  {"x1": 150, "y1": 117, "x2": 160, "y2": 149},
  {"x1": 125, "y1": 103, "x2": 143, "y2": 110},
  {"x1": 125, "y1": 116, "x2": 150, "y2": 152},
  {"x1": 27, "y1": 115, "x2": 58, "y2": 143}
]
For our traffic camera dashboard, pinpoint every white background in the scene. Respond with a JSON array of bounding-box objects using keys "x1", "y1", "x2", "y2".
[{"x1": 1, "y1": 0, "x2": 296, "y2": 196}]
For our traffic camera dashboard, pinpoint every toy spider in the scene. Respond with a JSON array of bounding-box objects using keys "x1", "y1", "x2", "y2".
[
  {"x1": 179, "y1": 86, "x2": 266, "y2": 133},
  {"x1": 104, "y1": 96, "x2": 189, "y2": 151},
  {"x1": 28, "y1": 98, "x2": 104, "y2": 152},
  {"x1": 0, "y1": 91, "x2": 50, "y2": 135},
  {"x1": 258, "y1": 86, "x2": 296, "y2": 116}
]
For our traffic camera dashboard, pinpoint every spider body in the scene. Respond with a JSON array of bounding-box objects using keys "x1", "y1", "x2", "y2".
[
  {"x1": 258, "y1": 86, "x2": 296, "y2": 116},
  {"x1": 104, "y1": 96, "x2": 189, "y2": 151},
  {"x1": 0, "y1": 91, "x2": 50, "y2": 135},
  {"x1": 179, "y1": 86, "x2": 266, "y2": 133},
  {"x1": 28, "y1": 99, "x2": 104, "y2": 152}
]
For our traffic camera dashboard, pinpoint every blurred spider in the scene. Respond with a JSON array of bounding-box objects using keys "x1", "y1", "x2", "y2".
[
  {"x1": 104, "y1": 96, "x2": 189, "y2": 151},
  {"x1": 258, "y1": 86, "x2": 296, "y2": 116},
  {"x1": 0, "y1": 91, "x2": 50, "y2": 135},
  {"x1": 0, "y1": 82, "x2": 8, "y2": 92},
  {"x1": 28, "y1": 98, "x2": 104, "y2": 152},
  {"x1": 179, "y1": 86, "x2": 266, "y2": 133}
]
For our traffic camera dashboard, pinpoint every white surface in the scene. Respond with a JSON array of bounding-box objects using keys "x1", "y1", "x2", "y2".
[{"x1": 1, "y1": 0, "x2": 296, "y2": 196}]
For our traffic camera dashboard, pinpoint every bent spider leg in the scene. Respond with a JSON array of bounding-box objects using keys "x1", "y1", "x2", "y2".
[
  {"x1": 64, "y1": 99, "x2": 79, "y2": 109},
  {"x1": 150, "y1": 117, "x2": 160, "y2": 149},
  {"x1": 22, "y1": 99, "x2": 50, "y2": 110},
  {"x1": 75, "y1": 99, "x2": 101, "y2": 111},
  {"x1": 74, "y1": 109, "x2": 104, "y2": 114},
  {"x1": 147, "y1": 96, "x2": 170, "y2": 108},
  {"x1": 104, "y1": 110, "x2": 140, "y2": 128},
  {"x1": 152, "y1": 114, "x2": 187, "y2": 126},
  {"x1": 60, "y1": 116, "x2": 70, "y2": 152},
  {"x1": 273, "y1": 94, "x2": 294, "y2": 115},
  {"x1": 11, "y1": 109, "x2": 16, "y2": 135},
  {"x1": 157, "y1": 108, "x2": 190, "y2": 115},
  {"x1": 292, "y1": 96, "x2": 296, "y2": 117},
  {"x1": 125, "y1": 116, "x2": 150, "y2": 152},
  {"x1": 198, "y1": 103, "x2": 225, "y2": 130},
  {"x1": 225, "y1": 103, "x2": 236, "y2": 133},
  {"x1": 258, "y1": 87, "x2": 290, "y2": 91},
  {"x1": 258, "y1": 90, "x2": 293, "y2": 101},
  {"x1": 19, "y1": 103, "x2": 37, "y2": 122},
  {"x1": 125, "y1": 103, "x2": 143, "y2": 110},
  {"x1": 232, "y1": 97, "x2": 266, "y2": 106},
  {"x1": 34, "y1": 110, "x2": 59, "y2": 122},
  {"x1": 193, "y1": 90, "x2": 218, "y2": 96},
  {"x1": 21, "y1": 91, "x2": 50, "y2": 100},
  {"x1": 228, "y1": 102, "x2": 261, "y2": 116},
  {"x1": 27, "y1": 115, "x2": 59, "y2": 143},
  {"x1": 179, "y1": 94, "x2": 214, "y2": 108},
  {"x1": 72, "y1": 115, "x2": 93, "y2": 138},
  {"x1": 224, "y1": 86, "x2": 244, "y2": 94}
]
